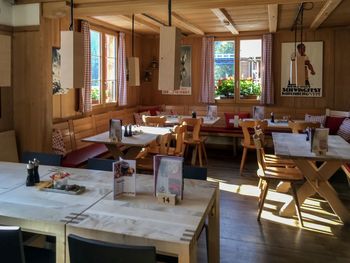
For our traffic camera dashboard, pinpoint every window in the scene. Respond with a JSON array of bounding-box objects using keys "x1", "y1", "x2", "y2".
[
  {"x1": 90, "y1": 28, "x2": 117, "y2": 106},
  {"x1": 214, "y1": 38, "x2": 262, "y2": 101}
]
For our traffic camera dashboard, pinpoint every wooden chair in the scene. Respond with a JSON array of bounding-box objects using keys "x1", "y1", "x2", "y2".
[
  {"x1": 253, "y1": 133, "x2": 304, "y2": 227},
  {"x1": 239, "y1": 120, "x2": 268, "y2": 175},
  {"x1": 68, "y1": 234, "x2": 156, "y2": 263},
  {"x1": 288, "y1": 121, "x2": 321, "y2": 134},
  {"x1": 142, "y1": 116, "x2": 166, "y2": 127},
  {"x1": 0, "y1": 226, "x2": 54, "y2": 263},
  {"x1": 181, "y1": 118, "x2": 207, "y2": 167},
  {"x1": 168, "y1": 124, "x2": 187, "y2": 157}
]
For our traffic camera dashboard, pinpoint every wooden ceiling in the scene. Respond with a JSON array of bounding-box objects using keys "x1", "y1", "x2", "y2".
[{"x1": 37, "y1": 0, "x2": 350, "y2": 35}]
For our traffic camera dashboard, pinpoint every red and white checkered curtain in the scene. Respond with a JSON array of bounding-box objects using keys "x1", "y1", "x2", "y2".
[
  {"x1": 200, "y1": 36, "x2": 215, "y2": 104},
  {"x1": 260, "y1": 33, "x2": 274, "y2": 105},
  {"x1": 118, "y1": 32, "x2": 127, "y2": 106},
  {"x1": 79, "y1": 20, "x2": 92, "y2": 113}
]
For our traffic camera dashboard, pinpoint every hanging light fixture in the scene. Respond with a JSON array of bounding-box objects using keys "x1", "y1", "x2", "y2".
[
  {"x1": 158, "y1": 0, "x2": 181, "y2": 91},
  {"x1": 60, "y1": 0, "x2": 84, "y2": 90},
  {"x1": 128, "y1": 14, "x2": 140, "y2": 86}
]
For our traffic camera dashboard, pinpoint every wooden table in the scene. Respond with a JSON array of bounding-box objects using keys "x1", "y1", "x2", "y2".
[
  {"x1": 82, "y1": 126, "x2": 172, "y2": 159},
  {"x1": 66, "y1": 174, "x2": 219, "y2": 263},
  {"x1": 272, "y1": 133, "x2": 350, "y2": 223},
  {"x1": 0, "y1": 162, "x2": 219, "y2": 263},
  {"x1": 163, "y1": 116, "x2": 220, "y2": 126}
]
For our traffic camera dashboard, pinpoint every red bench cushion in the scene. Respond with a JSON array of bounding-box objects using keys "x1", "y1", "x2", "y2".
[
  {"x1": 325, "y1": 116, "x2": 346, "y2": 135},
  {"x1": 62, "y1": 144, "x2": 108, "y2": 168},
  {"x1": 345, "y1": 163, "x2": 350, "y2": 174}
]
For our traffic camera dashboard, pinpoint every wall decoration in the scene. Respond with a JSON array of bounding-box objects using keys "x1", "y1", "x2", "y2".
[
  {"x1": 281, "y1": 41, "x2": 323, "y2": 97},
  {"x1": 52, "y1": 47, "x2": 67, "y2": 95},
  {"x1": 162, "y1": 45, "x2": 192, "y2": 95}
]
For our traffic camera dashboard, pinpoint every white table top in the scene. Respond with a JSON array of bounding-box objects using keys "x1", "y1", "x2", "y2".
[
  {"x1": 273, "y1": 133, "x2": 350, "y2": 161},
  {"x1": 163, "y1": 115, "x2": 220, "y2": 126},
  {"x1": 82, "y1": 126, "x2": 172, "y2": 147},
  {"x1": 67, "y1": 174, "x2": 218, "y2": 245}
]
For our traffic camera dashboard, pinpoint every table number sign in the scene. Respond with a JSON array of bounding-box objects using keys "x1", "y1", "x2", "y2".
[
  {"x1": 113, "y1": 159, "x2": 136, "y2": 199},
  {"x1": 154, "y1": 155, "x2": 184, "y2": 201}
]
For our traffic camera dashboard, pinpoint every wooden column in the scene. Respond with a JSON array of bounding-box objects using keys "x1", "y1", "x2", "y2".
[{"x1": 13, "y1": 17, "x2": 54, "y2": 153}]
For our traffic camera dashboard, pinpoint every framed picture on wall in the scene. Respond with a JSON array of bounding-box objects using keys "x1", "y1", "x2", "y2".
[
  {"x1": 281, "y1": 41, "x2": 323, "y2": 97},
  {"x1": 162, "y1": 45, "x2": 192, "y2": 95}
]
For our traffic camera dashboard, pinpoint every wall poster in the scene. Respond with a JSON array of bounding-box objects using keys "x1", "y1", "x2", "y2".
[
  {"x1": 281, "y1": 41, "x2": 323, "y2": 97},
  {"x1": 162, "y1": 45, "x2": 192, "y2": 95},
  {"x1": 52, "y1": 47, "x2": 71, "y2": 95}
]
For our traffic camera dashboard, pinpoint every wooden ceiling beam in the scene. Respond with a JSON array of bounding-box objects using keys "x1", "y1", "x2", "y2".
[
  {"x1": 118, "y1": 15, "x2": 160, "y2": 33},
  {"x1": 267, "y1": 4, "x2": 278, "y2": 33},
  {"x1": 310, "y1": 0, "x2": 343, "y2": 30},
  {"x1": 211, "y1": 8, "x2": 239, "y2": 35},
  {"x1": 171, "y1": 12, "x2": 204, "y2": 35}
]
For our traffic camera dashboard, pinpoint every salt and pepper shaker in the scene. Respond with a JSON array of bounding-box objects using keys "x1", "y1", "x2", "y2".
[
  {"x1": 124, "y1": 125, "x2": 129, "y2": 137},
  {"x1": 270, "y1": 112, "x2": 275, "y2": 123},
  {"x1": 306, "y1": 127, "x2": 310, "y2": 141},
  {"x1": 33, "y1": 158, "x2": 40, "y2": 183},
  {"x1": 128, "y1": 125, "x2": 132, "y2": 136},
  {"x1": 26, "y1": 161, "x2": 35, "y2": 186},
  {"x1": 192, "y1": 111, "x2": 197, "y2": 118}
]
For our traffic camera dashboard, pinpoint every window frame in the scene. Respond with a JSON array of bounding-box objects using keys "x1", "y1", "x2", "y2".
[
  {"x1": 214, "y1": 35, "x2": 263, "y2": 104},
  {"x1": 90, "y1": 25, "x2": 118, "y2": 109}
]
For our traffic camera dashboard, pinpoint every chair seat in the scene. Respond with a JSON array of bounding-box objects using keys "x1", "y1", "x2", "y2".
[
  {"x1": 265, "y1": 154, "x2": 295, "y2": 167},
  {"x1": 24, "y1": 246, "x2": 55, "y2": 263},
  {"x1": 257, "y1": 167, "x2": 304, "y2": 181}
]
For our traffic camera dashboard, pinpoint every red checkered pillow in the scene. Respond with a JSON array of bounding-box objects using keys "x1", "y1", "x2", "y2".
[
  {"x1": 133, "y1": 111, "x2": 151, "y2": 125},
  {"x1": 305, "y1": 114, "x2": 326, "y2": 127},
  {"x1": 337, "y1": 118, "x2": 350, "y2": 143},
  {"x1": 52, "y1": 129, "x2": 66, "y2": 156}
]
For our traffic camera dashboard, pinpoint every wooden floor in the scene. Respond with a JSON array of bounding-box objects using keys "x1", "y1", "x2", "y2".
[{"x1": 200, "y1": 148, "x2": 350, "y2": 263}]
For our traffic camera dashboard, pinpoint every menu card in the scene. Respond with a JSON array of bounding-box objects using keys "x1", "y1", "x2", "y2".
[
  {"x1": 113, "y1": 159, "x2": 136, "y2": 199},
  {"x1": 109, "y1": 119, "x2": 122, "y2": 141},
  {"x1": 154, "y1": 155, "x2": 184, "y2": 200},
  {"x1": 311, "y1": 128, "x2": 329, "y2": 155},
  {"x1": 207, "y1": 105, "x2": 218, "y2": 119}
]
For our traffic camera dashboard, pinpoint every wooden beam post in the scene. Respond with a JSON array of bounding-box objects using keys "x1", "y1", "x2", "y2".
[
  {"x1": 211, "y1": 8, "x2": 239, "y2": 35},
  {"x1": 268, "y1": 4, "x2": 278, "y2": 33},
  {"x1": 171, "y1": 12, "x2": 204, "y2": 35},
  {"x1": 310, "y1": 0, "x2": 343, "y2": 30}
]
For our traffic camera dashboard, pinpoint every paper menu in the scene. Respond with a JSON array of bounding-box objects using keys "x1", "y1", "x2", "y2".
[
  {"x1": 311, "y1": 128, "x2": 329, "y2": 155},
  {"x1": 110, "y1": 119, "x2": 122, "y2": 141},
  {"x1": 153, "y1": 155, "x2": 184, "y2": 200},
  {"x1": 113, "y1": 159, "x2": 136, "y2": 199}
]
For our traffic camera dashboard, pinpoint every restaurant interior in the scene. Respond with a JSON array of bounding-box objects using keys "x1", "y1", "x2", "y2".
[{"x1": 0, "y1": 0, "x2": 350, "y2": 262}]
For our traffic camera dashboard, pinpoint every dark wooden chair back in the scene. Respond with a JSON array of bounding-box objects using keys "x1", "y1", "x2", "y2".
[
  {"x1": 0, "y1": 226, "x2": 25, "y2": 263},
  {"x1": 87, "y1": 158, "x2": 115, "y2": 172},
  {"x1": 183, "y1": 165, "x2": 207, "y2": 181},
  {"x1": 21, "y1": 151, "x2": 62, "y2": 166}
]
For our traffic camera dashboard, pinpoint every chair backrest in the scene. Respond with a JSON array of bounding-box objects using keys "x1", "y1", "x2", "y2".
[
  {"x1": 158, "y1": 133, "x2": 171, "y2": 155},
  {"x1": 180, "y1": 117, "x2": 202, "y2": 141},
  {"x1": 21, "y1": 151, "x2": 62, "y2": 166},
  {"x1": 87, "y1": 158, "x2": 115, "y2": 171},
  {"x1": 253, "y1": 132, "x2": 266, "y2": 172},
  {"x1": 288, "y1": 121, "x2": 321, "y2": 134},
  {"x1": 239, "y1": 120, "x2": 268, "y2": 147},
  {"x1": 0, "y1": 226, "x2": 25, "y2": 263},
  {"x1": 183, "y1": 165, "x2": 207, "y2": 180},
  {"x1": 142, "y1": 116, "x2": 166, "y2": 127},
  {"x1": 173, "y1": 124, "x2": 187, "y2": 156},
  {"x1": 68, "y1": 234, "x2": 156, "y2": 263}
]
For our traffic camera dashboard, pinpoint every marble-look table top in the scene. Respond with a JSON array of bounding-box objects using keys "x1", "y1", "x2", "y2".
[
  {"x1": 273, "y1": 133, "x2": 350, "y2": 161},
  {"x1": 163, "y1": 115, "x2": 220, "y2": 126},
  {"x1": 67, "y1": 174, "x2": 218, "y2": 244},
  {"x1": 82, "y1": 126, "x2": 172, "y2": 147},
  {"x1": 0, "y1": 162, "x2": 54, "y2": 192}
]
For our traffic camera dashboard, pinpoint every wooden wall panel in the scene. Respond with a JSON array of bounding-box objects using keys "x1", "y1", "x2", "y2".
[
  {"x1": 141, "y1": 28, "x2": 350, "y2": 113},
  {"x1": 0, "y1": 87, "x2": 14, "y2": 132}
]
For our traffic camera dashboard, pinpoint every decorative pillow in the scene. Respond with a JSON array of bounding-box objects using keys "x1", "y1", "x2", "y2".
[
  {"x1": 304, "y1": 114, "x2": 326, "y2": 127},
  {"x1": 138, "y1": 106, "x2": 161, "y2": 116},
  {"x1": 224, "y1": 112, "x2": 250, "y2": 128},
  {"x1": 134, "y1": 111, "x2": 151, "y2": 125},
  {"x1": 337, "y1": 118, "x2": 350, "y2": 143},
  {"x1": 52, "y1": 129, "x2": 66, "y2": 156},
  {"x1": 325, "y1": 116, "x2": 346, "y2": 135}
]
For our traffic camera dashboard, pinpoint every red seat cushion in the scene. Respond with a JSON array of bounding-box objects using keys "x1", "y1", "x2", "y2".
[
  {"x1": 62, "y1": 144, "x2": 108, "y2": 168},
  {"x1": 224, "y1": 113, "x2": 250, "y2": 129},
  {"x1": 138, "y1": 106, "x2": 162, "y2": 116},
  {"x1": 345, "y1": 163, "x2": 350, "y2": 173},
  {"x1": 325, "y1": 116, "x2": 346, "y2": 135}
]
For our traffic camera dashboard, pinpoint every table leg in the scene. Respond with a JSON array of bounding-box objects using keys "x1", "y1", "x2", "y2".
[
  {"x1": 280, "y1": 159, "x2": 350, "y2": 223},
  {"x1": 106, "y1": 144, "x2": 124, "y2": 159},
  {"x1": 207, "y1": 187, "x2": 220, "y2": 263},
  {"x1": 56, "y1": 232, "x2": 66, "y2": 263},
  {"x1": 178, "y1": 242, "x2": 197, "y2": 263},
  {"x1": 276, "y1": 182, "x2": 291, "y2": 193}
]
